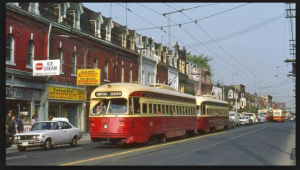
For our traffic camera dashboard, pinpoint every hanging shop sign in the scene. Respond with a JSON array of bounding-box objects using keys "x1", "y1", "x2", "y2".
[
  {"x1": 48, "y1": 86, "x2": 86, "y2": 101},
  {"x1": 77, "y1": 69, "x2": 101, "y2": 86},
  {"x1": 33, "y1": 60, "x2": 60, "y2": 76}
]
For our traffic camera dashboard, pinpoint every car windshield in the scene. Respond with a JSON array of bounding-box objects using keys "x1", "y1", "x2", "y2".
[
  {"x1": 31, "y1": 122, "x2": 57, "y2": 131},
  {"x1": 230, "y1": 114, "x2": 234, "y2": 116}
]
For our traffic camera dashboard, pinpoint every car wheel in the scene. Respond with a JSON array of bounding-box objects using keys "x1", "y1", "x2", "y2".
[
  {"x1": 43, "y1": 139, "x2": 53, "y2": 150},
  {"x1": 17, "y1": 145, "x2": 27, "y2": 152},
  {"x1": 70, "y1": 137, "x2": 78, "y2": 147}
]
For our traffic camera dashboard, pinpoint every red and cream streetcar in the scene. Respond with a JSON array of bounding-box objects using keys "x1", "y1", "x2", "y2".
[
  {"x1": 258, "y1": 108, "x2": 273, "y2": 122},
  {"x1": 272, "y1": 108, "x2": 286, "y2": 122},
  {"x1": 89, "y1": 83, "x2": 197, "y2": 145},
  {"x1": 195, "y1": 95, "x2": 229, "y2": 133}
]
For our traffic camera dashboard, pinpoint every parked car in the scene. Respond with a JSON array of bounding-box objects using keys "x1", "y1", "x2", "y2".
[
  {"x1": 239, "y1": 116, "x2": 251, "y2": 126},
  {"x1": 260, "y1": 114, "x2": 266, "y2": 123},
  {"x1": 6, "y1": 132, "x2": 14, "y2": 148},
  {"x1": 244, "y1": 113, "x2": 257, "y2": 125},
  {"x1": 229, "y1": 111, "x2": 240, "y2": 127},
  {"x1": 13, "y1": 119, "x2": 82, "y2": 151}
]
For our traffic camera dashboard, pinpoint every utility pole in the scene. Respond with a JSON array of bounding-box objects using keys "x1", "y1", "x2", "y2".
[{"x1": 235, "y1": 84, "x2": 237, "y2": 114}]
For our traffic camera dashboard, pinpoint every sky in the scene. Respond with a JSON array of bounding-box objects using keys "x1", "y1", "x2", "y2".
[{"x1": 82, "y1": 2, "x2": 296, "y2": 112}]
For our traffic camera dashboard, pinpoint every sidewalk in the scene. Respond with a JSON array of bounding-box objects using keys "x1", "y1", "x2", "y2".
[{"x1": 6, "y1": 133, "x2": 91, "y2": 152}]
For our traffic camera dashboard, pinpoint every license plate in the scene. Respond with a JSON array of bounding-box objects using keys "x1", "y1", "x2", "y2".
[{"x1": 22, "y1": 142, "x2": 28, "y2": 146}]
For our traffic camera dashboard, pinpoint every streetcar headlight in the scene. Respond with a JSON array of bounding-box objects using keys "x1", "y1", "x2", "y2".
[{"x1": 103, "y1": 124, "x2": 108, "y2": 129}]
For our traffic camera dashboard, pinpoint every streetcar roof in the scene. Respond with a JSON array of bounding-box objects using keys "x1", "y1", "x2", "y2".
[
  {"x1": 90, "y1": 83, "x2": 196, "y2": 100},
  {"x1": 195, "y1": 96, "x2": 228, "y2": 105}
]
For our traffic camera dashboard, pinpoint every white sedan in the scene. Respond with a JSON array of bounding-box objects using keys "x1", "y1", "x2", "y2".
[
  {"x1": 239, "y1": 116, "x2": 250, "y2": 126},
  {"x1": 13, "y1": 120, "x2": 82, "y2": 151}
]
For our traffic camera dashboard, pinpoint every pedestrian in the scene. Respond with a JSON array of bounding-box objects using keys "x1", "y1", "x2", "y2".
[
  {"x1": 31, "y1": 115, "x2": 36, "y2": 125},
  {"x1": 49, "y1": 114, "x2": 54, "y2": 121},
  {"x1": 17, "y1": 114, "x2": 24, "y2": 133},
  {"x1": 6, "y1": 110, "x2": 12, "y2": 133},
  {"x1": 8, "y1": 115, "x2": 17, "y2": 134}
]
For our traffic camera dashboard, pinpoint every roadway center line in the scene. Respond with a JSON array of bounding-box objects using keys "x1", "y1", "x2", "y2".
[
  {"x1": 66, "y1": 148, "x2": 82, "y2": 151},
  {"x1": 60, "y1": 131, "x2": 226, "y2": 166},
  {"x1": 6, "y1": 156, "x2": 26, "y2": 160}
]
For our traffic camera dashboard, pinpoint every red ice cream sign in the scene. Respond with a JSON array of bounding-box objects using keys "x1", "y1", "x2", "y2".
[{"x1": 35, "y1": 63, "x2": 43, "y2": 70}]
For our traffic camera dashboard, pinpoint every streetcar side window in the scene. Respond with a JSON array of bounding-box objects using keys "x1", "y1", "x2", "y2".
[
  {"x1": 157, "y1": 104, "x2": 161, "y2": 114},
  {"x1": 133, "y1": 97, "x2": 140, "y2": 114},
  {"x1": 153, "y1": 104, "x2": 157, "y2": 114},
  {"x1": 166, "y1": 105, "x2": 169, "y2": 114},
  {"x1": 142, "y1": 103, "x2": 147, "y2": 114},
  {"x1": 129, "y1": 97, "x2": 133, "y2": 114},
  {"x1": 173, "y1": 105, "x2": 176, "y2": 115},
  {"x1": 201, "y1": 105, "x2": 206, "y2": 115},
  {"x1": 149, "y1": 104, "x2": 153, "y2": 114},
  {"x1": 197, "y1": 105, "x2": 200, "y2": 115},
  {"x1": 162, "y1": 105, "x2": 165, "y2": 114}
]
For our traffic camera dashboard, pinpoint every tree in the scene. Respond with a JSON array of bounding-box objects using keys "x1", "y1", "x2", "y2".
[{"x1": 186, "y1": 52, "x2": 213, "y2": 76}]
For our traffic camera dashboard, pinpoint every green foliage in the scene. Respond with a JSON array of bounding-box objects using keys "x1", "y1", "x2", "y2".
[{"x1": 186, "y1": 52, "x2": 213, "y2": 76}]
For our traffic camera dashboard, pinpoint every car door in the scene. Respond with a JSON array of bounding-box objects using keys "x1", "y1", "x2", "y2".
[
  {"x1": 63, "y1": 122, "x2": 75, "y2": 143},
  {"x1": 55, "y1": 121, "x2": 68, "y2": 144}
]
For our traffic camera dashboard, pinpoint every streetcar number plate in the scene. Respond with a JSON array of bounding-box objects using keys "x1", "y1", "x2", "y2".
[
  {"x1": 22, "y1": 142, "x2": 28, "y2": 146},
  {"x1": 103, "y1": 124, "x2": 108, "y2": 129}
]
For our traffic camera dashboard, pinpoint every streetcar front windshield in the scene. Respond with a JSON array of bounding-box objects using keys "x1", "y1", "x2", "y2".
[
  {"x1": 107, "y1": 98, "x2": 127, "y2": 114},
  {"x1": 90, "y1": 98, "x2": 128, "y2": 115},
  {"x1": 274, "y1": 112, "x2": 281, "y2": 116}
]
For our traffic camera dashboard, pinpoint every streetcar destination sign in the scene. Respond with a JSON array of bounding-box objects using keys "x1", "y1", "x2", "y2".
[{"x1": 95, "y1": 91, "x2": 122, "y2": 97}]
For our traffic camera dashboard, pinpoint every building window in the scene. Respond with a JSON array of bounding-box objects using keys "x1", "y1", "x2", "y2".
[
  {"x1": 29, "y1": 3, "x2": 40, "y2": 15},
  {"x1": 130, "y1": 68, "x2": 132, "y2": 83},
  {"x1": 57, "y1": 48, "x2": 63, "y2": 73},
  {"x1": 93, "y1": 58, "x2": 98, "y2": 69},
  {"x1": 95, "y1": 18, "x2": 101, "y2": 38},
  {"x1": 26, "y1": 40, "x2": 34, "y2": 68},
  {"x1": 228, "y1": 90, "x2": 233, "y2": 98},
  {"x1": 6, "y1": 34, "x2": 14, "y2": 63},
  {"x1": 104, "y1": 61, "x2": 108, "y2": 80},
  {"x1": 157, "y1": 74, "x2": 159, "y2": 83},
  {"x1": 163, "y1": 78, "x2": 165, "y2": 85},
  {"x1": 71, "y1": 52, "x2": 77, "y2": 75},
  {"x1": 121, "y1": 66, "x2": 124, "y2": 82}
]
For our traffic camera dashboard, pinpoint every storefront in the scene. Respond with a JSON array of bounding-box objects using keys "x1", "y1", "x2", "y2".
[
  {"x1": 46, "y1": 85, "x2": 87, "y2": 132},
  {"x1": 6, "y1": 76, "x2": 45, "y2": 128}
]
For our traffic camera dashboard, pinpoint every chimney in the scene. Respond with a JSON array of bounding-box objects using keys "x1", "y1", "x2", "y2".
[{"x1": 174, "y1": 41, "x2": 179, "y2": 52}]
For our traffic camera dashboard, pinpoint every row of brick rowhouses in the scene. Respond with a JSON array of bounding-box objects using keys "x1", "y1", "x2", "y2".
[{"x1": 6, "y1": 3, "x2": 212, "y2": 132}]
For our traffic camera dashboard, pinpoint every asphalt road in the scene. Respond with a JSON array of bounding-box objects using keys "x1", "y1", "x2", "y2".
[{"x1": 6, "y1": 120, "x2": 296, "y2": 166}]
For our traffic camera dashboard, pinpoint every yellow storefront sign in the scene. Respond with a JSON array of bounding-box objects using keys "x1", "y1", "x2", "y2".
[
  {"x1": 77, "y1": 69, "x2": 101, "y2": 86},
  {"x1": 48, "y1": 86, "x2": 86, "y2": 101}
]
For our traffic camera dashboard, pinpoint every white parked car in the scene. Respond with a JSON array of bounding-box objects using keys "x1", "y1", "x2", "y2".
[
  {"x1": 229, "y1": 111, "x2": 240, "y2": 127},
  {"x1": 13, "y1": 119, "x2": 82, "y2": 151},
  {"x1": 244, "y1": 113, "x2": 257, "y2": 124},
  {"x1": 239, "y1": 116, "x2": 251, "y2": 126}
]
